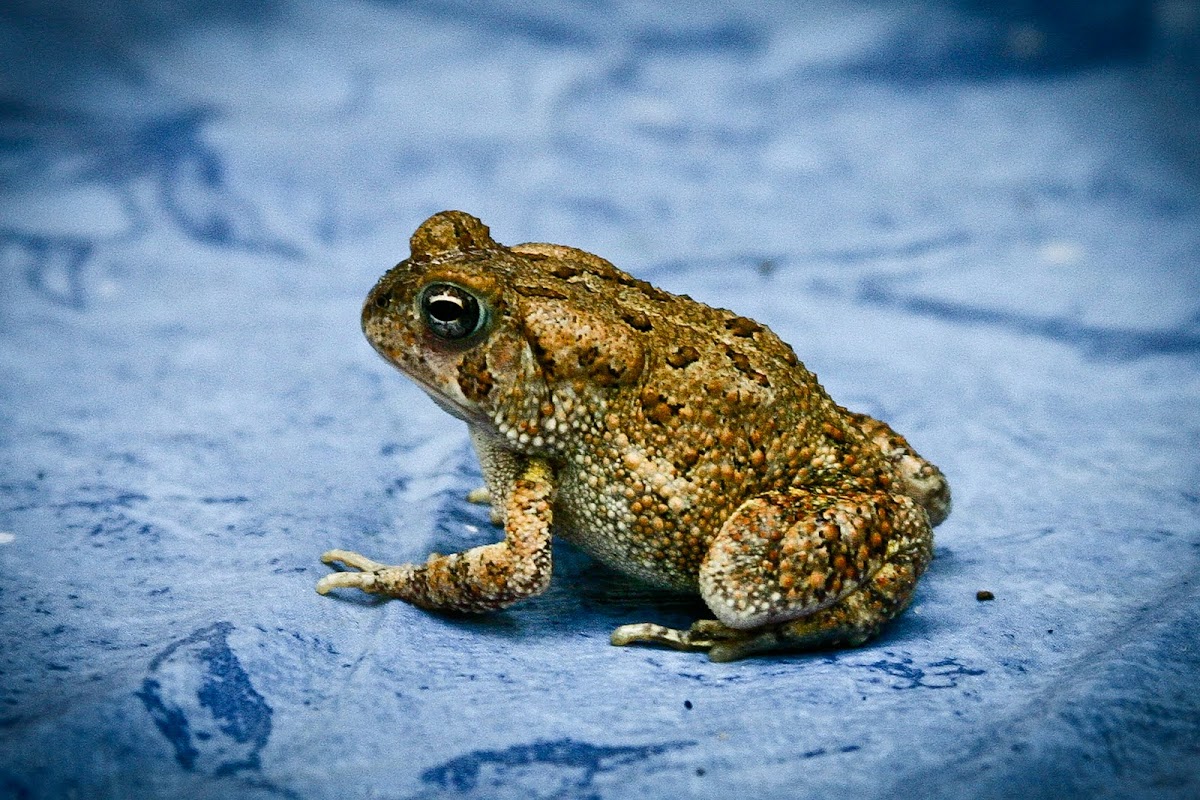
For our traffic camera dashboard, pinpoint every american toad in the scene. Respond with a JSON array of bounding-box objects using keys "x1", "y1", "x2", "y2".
[{"x1": 317, "y1": 211, "x2": 951, "y2": 661}]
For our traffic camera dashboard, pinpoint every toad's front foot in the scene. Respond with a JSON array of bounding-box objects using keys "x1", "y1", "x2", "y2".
[
  {"x1": 611, "y1": 620, "x2": 776, "y2": 662},
  {"x1": 316, "y1": 549, "x2": 417, "y2": 595}
]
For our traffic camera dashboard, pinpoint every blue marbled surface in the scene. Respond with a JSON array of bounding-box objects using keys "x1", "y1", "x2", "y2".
[{"x1": 1, "y1": 2, "x2": 1199, "y2": 798}]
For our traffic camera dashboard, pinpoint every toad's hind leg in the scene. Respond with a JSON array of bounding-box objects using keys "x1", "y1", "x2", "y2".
[
  {"x1": 711, "y1": 544, "x2": 928, "y2": 661},
  {"x1": 612, "y1": 487, "x2": 933, "y2": 661}
]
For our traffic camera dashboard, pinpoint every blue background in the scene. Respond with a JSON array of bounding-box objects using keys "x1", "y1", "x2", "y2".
[{"x1": 1, "y1": 1, "x2": 1198, "y2": 798}]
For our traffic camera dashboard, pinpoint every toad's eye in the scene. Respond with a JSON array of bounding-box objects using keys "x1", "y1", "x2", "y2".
[{"x1": 420, "y1": 283, "x2": 486, "y2": 341}]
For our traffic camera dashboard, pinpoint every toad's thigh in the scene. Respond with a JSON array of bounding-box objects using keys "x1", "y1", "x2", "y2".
[{"x1": 699, "y1": 487, "x2": 932, "y2": 630}]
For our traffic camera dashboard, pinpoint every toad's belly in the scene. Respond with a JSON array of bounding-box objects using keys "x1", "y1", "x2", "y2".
[{"x1": 552, "y1": 492, "x2": 707, "y2": 593}]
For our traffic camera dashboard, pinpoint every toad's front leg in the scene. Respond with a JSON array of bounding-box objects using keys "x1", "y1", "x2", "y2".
[{"x1": 316, "y1": 459, "x2": 554, "y2": 612}]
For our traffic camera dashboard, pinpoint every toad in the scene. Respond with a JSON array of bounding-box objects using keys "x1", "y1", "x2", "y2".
[{"x1": 317, "y1": 211, "x2": 950, "y2": 661}]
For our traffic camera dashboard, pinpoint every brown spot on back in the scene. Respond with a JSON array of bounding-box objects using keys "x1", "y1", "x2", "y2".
[
  {"x1": 678, "y1": 446, "x2": 701, "y2": 468},
  {"x1": 622, "y1": 309, "x2": 654, "y2": 332},
  {"x1": 640, "y1": 388, "x2": 683, "y2": 425},
  {"x1": 667, "y1": 346, "x2": 700, "y2": 368},
  {"x1": 578, "y1": 345, "x2": 599, "y2": 369},
  {"x1": 591, "y1": 363, "x2": 629, "y2": 387},
  {"x1": 549, "y1": 263, "x2": 580, "y2": 279},
  {"x1": 604, "y1": 271, "x2": 673, "y2": 302},
  {"x1": 527, "y1": 334, "x2": 557, "y2": 376},
  {"x1": 726, "y1": 347, "x2": 771, "y2": 387},
  {"x1": 564, "y1": 342, "x2": 634, "y2": 386},
  {"x1": 725, "y1": 316, "x2": 763, "y2": 337}
]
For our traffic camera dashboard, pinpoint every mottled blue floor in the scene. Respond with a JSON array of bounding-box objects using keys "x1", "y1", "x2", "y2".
[{"x1": 2, "y1": 2, "x2": 1199, "y2": 798}]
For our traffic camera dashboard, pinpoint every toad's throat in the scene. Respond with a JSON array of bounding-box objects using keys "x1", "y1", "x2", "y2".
[
  {"x1": 418, "y1": 384, "x2": 480, "y2": 424},
  {"x1": 370, "y1": 341, "x2": 491, "y2": 428}
]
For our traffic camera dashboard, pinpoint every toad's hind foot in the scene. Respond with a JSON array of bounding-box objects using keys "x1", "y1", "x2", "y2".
[
  {"x1": 611, "y1": 616, "x2": 882, "y2": 662},
  {"x1": 611, "y1": 619, "x2": 773, "y2": 662}
]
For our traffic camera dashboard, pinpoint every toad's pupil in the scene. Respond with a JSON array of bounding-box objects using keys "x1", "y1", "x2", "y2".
[{"x1": 428, "y1": 295, "x2": 464, "y2": 321}]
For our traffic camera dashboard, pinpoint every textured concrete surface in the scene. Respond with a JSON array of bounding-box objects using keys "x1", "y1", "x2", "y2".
[{"x1": 1, "y1": 2, "x2": 1198, "y2": 798}]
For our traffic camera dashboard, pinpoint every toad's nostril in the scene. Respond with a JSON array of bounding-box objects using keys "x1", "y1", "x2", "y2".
[{"x1": 373, "y1": 288, "x2": 393, "y2": 309}]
